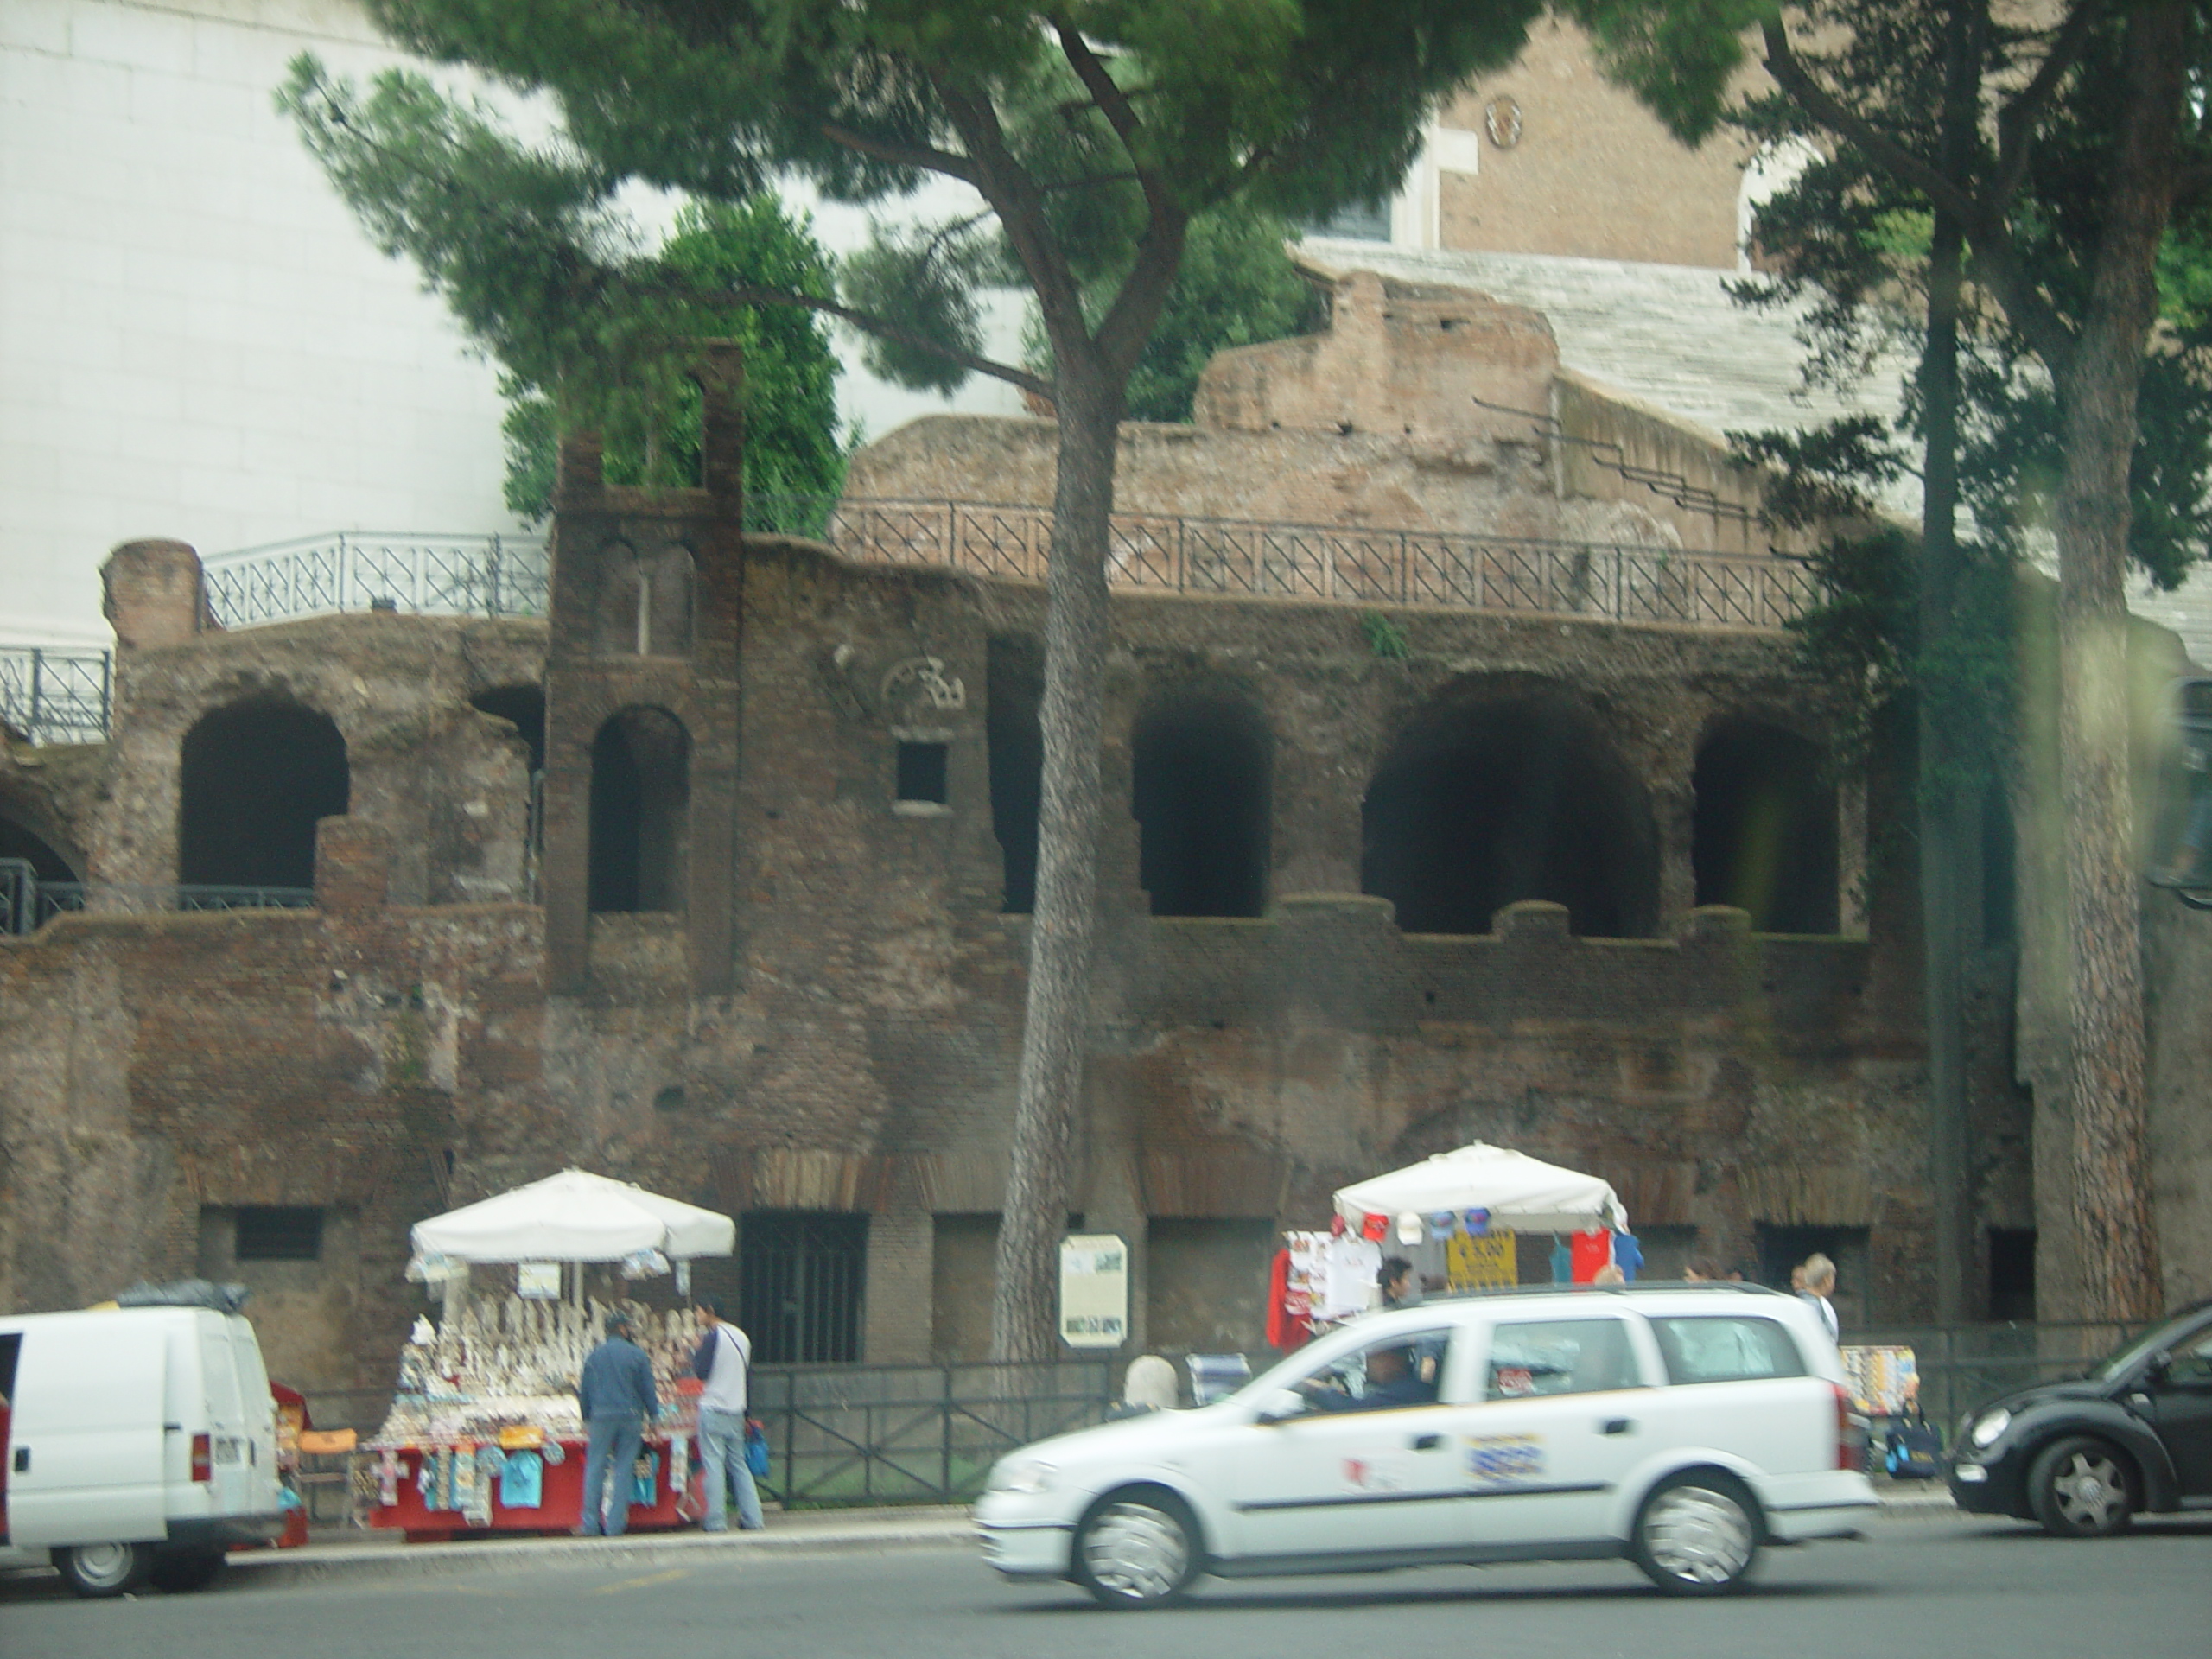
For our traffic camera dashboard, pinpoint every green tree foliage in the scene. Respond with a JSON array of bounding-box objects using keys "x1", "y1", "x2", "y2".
[
  {"x1": 500, "y1": 197, "x2": 846, "y2": 523},
  {"x1": 283, "y1": 0, "x2": 1553, "y2": 1361},
  {"x1": 1023, "y1": 201, "x2": 1326, "y2": 423}
]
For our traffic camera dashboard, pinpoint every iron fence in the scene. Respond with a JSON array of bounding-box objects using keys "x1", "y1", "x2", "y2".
[
  {"x1": 202, "y1": 532, "x2": 550, "y2": 629},
  {"x1": 203, "y1": 502, "x2": 1808, "y2": 639},
  {"x1": 0, "y1": 645, "x2": 111, "y2": 744},
  {"x1": 0, "y1": 861, "x2": 315, "y2": 936},
  {"x1": 1853, "y1": 1319, "x2": 2146, "y2": 1433},
  {"x1": 774, "y1": 496, "x2": 1813, "y2": 632}
]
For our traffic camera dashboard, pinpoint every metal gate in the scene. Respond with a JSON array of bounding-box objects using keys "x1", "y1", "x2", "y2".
[{"x1": 739, "y1": 1212, "x2": 868, "y2": 1364}]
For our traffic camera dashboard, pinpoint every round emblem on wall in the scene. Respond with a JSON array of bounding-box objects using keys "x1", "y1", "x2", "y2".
[{"x1": 1484, "y1": 97, "x2": 1523, "y2": 149}]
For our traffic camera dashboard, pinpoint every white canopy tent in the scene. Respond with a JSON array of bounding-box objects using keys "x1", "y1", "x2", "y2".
[
  {"x1": 1333, "y1": 1142, "x2": 1629, "y2": 1238},
  {"x1": 410, "y1": 1169, "x2": 736, "y2": 1263}
]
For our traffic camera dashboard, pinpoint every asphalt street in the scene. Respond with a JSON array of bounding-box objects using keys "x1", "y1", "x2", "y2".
[{"x1": 2, "y1": 1511, "x2": 2205, "y2": 1659}]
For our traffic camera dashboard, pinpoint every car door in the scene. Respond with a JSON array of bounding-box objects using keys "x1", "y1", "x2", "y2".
[
  {"x1": 2144, "y1": 1319, "x2": 2212, "y2": 1497},
  {"x1": 1216, "y1": 1325, "x2": 1471, "y2": 1564},
  {"x1": 8, "y1": 1322, "x2": 168, "y2": 1547},
  {"x1": 1455, "y1": 1313, "x2": 1653, "y2": 1548}
]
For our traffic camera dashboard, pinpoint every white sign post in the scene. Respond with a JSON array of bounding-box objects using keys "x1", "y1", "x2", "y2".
[{"x1": 1058, "y1": 1233, "x2": 1129, "y2": 1349}]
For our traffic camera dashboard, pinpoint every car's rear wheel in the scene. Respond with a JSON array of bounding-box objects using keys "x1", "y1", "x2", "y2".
[
  {"x1": 55, "y1": 1541, "x2": 156, "y2": 1599},
  {"x1": 1072, "y1": 1490, "x2": 1201, "y2": 1609},
  {"x1": 2027, "y1": 1435, "x2": 2136, "y2": 1537},
  {"x1": 1630, "y1": 1471, "x2": 1761, "y2": 1596},
  {"x1": 149, "y1": 1549, "x2": 228, "y2": 1593}
]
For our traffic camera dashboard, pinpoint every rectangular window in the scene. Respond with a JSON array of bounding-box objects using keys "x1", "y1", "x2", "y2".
[
  {"x1": 895, "y1": 741, "x2": 949, "y2": 805},
  {"x1": 1485, "y1": 1318, "x2": 1640, "y2": 1399},
  {"x1": 234, "y1": 1206, "x2": 324, "y2": 1262},
  {"x1": 1650, "y1": 1316, "x2": 1807, "y2": 1385}
]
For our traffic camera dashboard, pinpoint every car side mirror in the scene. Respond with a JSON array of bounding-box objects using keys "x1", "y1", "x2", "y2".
[
  {"x1": 2145, "y1": 1350, "x2": 2173, "y2": 1382},
  {"x1": 1254, "y1": 1388, "x2": 1307, "y2": 1425}
]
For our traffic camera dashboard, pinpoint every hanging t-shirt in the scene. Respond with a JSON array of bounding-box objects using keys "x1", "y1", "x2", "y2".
[
  {"x1": 1612, "y1": 1231, "x2": 1644, "y2": 1282},
  {"x1": 1320, "y1": 1235, "x2": 1382, "y2": 1319},
  {"x1": 1550, "y1": 1236, "x2": 1573, "y2": 1284},
  {"x1": 498, "y1": 1449, "x2": 544, "y2": 1510},
  {"x1": 1570, "y1": 1230, "x2": 1614, "y2": 1284}
]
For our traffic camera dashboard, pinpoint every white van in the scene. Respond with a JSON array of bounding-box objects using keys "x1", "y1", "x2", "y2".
[{"x1": 0, "y1": 1305, "x2": 283, "y2": 1596}]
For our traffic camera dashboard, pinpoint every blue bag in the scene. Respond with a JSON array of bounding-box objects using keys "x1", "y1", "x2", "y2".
[{"x1": 743, "y1": 1417, "x2": 771, "y2": 1479}]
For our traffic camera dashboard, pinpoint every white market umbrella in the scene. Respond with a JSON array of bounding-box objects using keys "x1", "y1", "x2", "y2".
[
  {"x1": 410, "y1": 1168, "x2": 735, "y2": 1263},
  {"x1": 1334, "y1": 1141, "x2": 1629, "y2": 1236}
]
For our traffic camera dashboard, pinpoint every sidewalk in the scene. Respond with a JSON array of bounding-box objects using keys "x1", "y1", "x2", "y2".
[
  {"x1": 225, "y1": 1505, "x2": 976, "y2": 1588},
  {"x1": 221, "y1": 1483, "x2": 1955, "y2": 1587}
]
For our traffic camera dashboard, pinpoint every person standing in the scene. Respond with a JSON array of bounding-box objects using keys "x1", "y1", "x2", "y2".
[
  {"x1": 690, "y1": 1297, "x2": 764, "y2": 1532},
  {"x1": 1799, "y1": 1253, "x2": 1840, "y2": 1342},
  {"x1": 576, "y1": 1312, "x2": 658, "y2": 1537}
]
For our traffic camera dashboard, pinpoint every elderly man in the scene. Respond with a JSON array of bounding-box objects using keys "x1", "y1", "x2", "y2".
[
  {"x1": 1800, "y1": 1254, "x2": 1840, "y2": 1342},
  {"x1": 576, "y1": 1312, "x2": 658, "y2": 1536}
]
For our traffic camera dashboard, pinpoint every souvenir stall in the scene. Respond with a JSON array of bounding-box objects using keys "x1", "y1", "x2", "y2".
[
  {"x1": 363, "y1": 1170, "x2": 735, "y2": 1541},
  {"x1": 1270, "y1": 1143, "x2": 1633, "y2": 1347}
]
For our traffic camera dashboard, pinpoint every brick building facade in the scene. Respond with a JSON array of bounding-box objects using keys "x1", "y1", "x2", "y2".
[{"x1": 3, "y1": 265, "x2": 2202, "y2": 1398}]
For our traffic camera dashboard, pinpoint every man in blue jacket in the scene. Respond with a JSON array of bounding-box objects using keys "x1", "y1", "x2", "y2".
[{"x1": 576, "y1": 1313, "x2": 658, "y2": 1536}]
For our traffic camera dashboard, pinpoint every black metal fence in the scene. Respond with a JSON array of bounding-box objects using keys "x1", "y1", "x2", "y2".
[
  {"x1": 0, "y1": 860, "x2": 315, "y2": 937},
  {"x1": 1853, "y1": 1320, "x2": 2144, "y2": 1431},
  {"x1": 0, "y1": 645, "x2": 111, "y2": 744}
]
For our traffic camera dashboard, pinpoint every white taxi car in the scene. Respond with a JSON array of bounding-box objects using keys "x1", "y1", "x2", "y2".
[{"x1": 977, "y1": 1284, "x2": 1876, "y2": 1606}]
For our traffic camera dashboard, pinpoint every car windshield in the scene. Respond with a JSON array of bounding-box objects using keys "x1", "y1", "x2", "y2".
[{"x1": 2093, "y1": 1308, "x2": 2207, "y2": 1381}]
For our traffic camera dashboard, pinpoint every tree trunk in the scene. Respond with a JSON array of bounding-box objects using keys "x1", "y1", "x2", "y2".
[
  {"x1": 2050, "y1": 0, "x2": 2183, "y2": 1325},
  {"x1": 1917, "y1": 0, "x2": 1985, "y2": 1325},
  {"x1": 988, "y1": 382, "x2": 1122, "y2": 1362}
]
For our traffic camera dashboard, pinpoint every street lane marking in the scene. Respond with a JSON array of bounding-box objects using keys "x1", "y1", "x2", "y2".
[{"x1": 593, "y1": 1567, "x2": 691, "y2": 1594}]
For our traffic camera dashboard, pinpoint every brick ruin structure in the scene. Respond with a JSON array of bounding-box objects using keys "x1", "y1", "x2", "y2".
[{"x1": 3, "y1": 269, "x2": 2202, "y2": 1398}]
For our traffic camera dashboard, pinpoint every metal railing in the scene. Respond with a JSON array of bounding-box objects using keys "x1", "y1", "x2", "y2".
[
  {"x1": 0, "y1": 645, "x2": 112, "y2": 744},
  {"x1": 202, "y1": 531, "x2": 550, "y2": 629},
  {"x1": 1853, "y1": 1319, "x2": 2145, "y2": 1433},
  {"x1": 0, "y1": 860, "x2": 315, "y2": 936},
  {"x1": 767, "y1": 495, "x2": 1815, "y2": 632},
  {"x1": 203, "y1": 502, "x2": 1812, "y2": 636}
]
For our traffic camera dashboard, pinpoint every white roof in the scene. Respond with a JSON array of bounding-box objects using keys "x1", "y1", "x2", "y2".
[
  {"x1": 410, "y1": 1169, "x2": 736, "y2": 1263},
  {"x1": 1333, "y1": 1141, "x2": 1629, "y2": 1235}
]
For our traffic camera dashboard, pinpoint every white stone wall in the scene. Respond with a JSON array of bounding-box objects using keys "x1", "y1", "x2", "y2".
[{"x1": 0, "y1": 0, "x2": 1025, "y2": 647}]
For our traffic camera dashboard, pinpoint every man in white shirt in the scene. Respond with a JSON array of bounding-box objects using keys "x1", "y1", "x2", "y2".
[{"x1": 690, "y1": 1297, "x2": 764, "y2": 1531}]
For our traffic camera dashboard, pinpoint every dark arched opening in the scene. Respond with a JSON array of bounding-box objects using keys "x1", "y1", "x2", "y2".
[
  {"x1": 178, "y1": 701, "x2": 349, "y2": 888},
  {"x1": 0, "y1": 813, "x2": 81, "y2": 884},
  {"x1": 1362, "y1": 683, "x2": 1657, "y2": 937},
  {"x1": 1134, "y1": 691, "x2": 1271, "y2": 917},
  {"x1": 987, "y1": 638, "x2": 1043, "y2": 914},
  {"x1": 588, "y1": 706, "x2": 690, "y2": 913},
  {"x1": 1693, "y1": 719, "x2": 1838, "y2": 932},
  {"x1": 470, "y1": 684, "x2": 546, "y2": 775}
]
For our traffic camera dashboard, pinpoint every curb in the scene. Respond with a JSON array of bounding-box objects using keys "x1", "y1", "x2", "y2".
[{"x1": 219, "y1": 1510, "x2": 977, "y2": 1590}]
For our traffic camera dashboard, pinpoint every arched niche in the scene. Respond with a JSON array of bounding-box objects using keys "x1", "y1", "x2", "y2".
[
  {"x1": 1362, "y1": 679, "x2": 1658, "y2": 937},
  {"x1": 1693, "y1": 717, "x2": 1838, "y2": 933},
  {"x1": 178, "y1": 700, "x2": 350, "y2": 888},
  {"x1": 591, "y1": 542, "x2": 696, "y2": 660},
  {"x1": 0, "y1": 810, "x2": 82, "y2": 885},
  {"x1": 588, "y1": 706, "x2": 690, "y2": 913},
  {"x1": 1133, "y1": 689, "x2": 1273, "y2": 918}
]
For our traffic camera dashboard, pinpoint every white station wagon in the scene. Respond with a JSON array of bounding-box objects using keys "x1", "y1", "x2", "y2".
[{"x1": 977, "y1": 1284, "x2": 1877, "y2": 1606}]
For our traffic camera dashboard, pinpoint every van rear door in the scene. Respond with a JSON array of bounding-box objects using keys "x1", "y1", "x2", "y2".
[{"x1": 8, "y1": 1320, "x2": 168, "y2": 1547}]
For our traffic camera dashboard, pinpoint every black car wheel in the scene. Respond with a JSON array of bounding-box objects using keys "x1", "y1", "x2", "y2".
[
  {"x1": 55, "y1": 1541, "x2": 156, "y2": 1599},
  {"x1": 2027, "y1": 1435, "x2": 2137, "y2": 1537},
  {"x1": 149, "y1": 1549, "x2": 229, "y2": 1593},
  {"x1": 1072, "y1": 1489, "x2": 1202, "y2": 1609},
  {"x1": 1630, "y1": 1471, "x2": 1763, "y2": 1596}
]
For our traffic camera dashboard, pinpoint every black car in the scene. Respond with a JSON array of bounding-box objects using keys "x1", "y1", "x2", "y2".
[{"x1": 1948, "y1": 1300, "x2": 2212, "y2": 1534}]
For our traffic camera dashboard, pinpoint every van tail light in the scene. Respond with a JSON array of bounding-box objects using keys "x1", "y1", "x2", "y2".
[
  {"x1": 190, "y1": 1433, "x2": 213, "y2": 1483},
  {"x1": 1833, "y1": 1382, "x2": 1866, "y2": 1471}
]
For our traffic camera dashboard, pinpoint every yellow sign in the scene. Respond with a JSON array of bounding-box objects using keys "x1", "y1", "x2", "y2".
[{"x1": 1446, "y1": 1230, "x2": 1516, "y2": 1291}]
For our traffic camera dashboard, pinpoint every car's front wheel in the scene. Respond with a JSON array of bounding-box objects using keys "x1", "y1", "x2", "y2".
[
  {"x1": 1072, "y1": 1489, "x2": 1201, "y2": 1609},
  {"x1": 1630, "y1": 1471, "x2": 1762, "y2": 1596},
  {"x1": 2027, "y1": 1435, "x2": 2136, "y2": 1537},
  {"x1": 55, "y1": 1541, "x2": 155, "y2": 1599}
]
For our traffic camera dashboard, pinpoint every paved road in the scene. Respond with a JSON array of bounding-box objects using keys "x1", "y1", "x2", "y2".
[{"x1": 3, "y1": 1513, "x2": 2205, "y2": 1659}]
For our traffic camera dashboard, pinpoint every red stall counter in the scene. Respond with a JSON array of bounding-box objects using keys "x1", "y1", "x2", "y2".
[{"x1": 368, "y1": 1433, "x2": 701, "y2": 1542}]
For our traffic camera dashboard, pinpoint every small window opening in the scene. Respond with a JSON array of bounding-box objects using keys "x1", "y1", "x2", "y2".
[
  {"x1": 1988, "y1": 1227, "x2": 2036, "y2": 1321},
  {"x1": 236, "y1": 1206, "x2": 324, "y2": 1262},
  {"x1": 896, "y1": 741, "x2": 950, "y2": 805}
]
